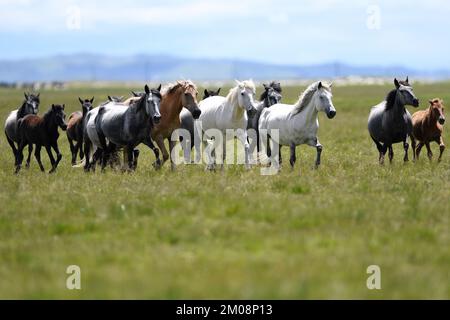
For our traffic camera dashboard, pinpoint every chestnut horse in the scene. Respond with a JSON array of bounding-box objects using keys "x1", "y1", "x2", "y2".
[
  {"x1": 151, "y1": 80, "x2": 201, "y2": 170},
  {"x1": 66, "y1": 97, "x2": 94, "y2": 165},
  {"x1": 411, "y1": 98, "x2": 446, "y2": 161},
  {"x1": 15, "y1": 104, "x2": 67, "y2": 174}
]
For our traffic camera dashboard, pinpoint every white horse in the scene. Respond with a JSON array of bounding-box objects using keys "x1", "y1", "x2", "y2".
[
  {"x1": 196, "y1": 80, "x2": 259, "y2": 170},
  {"x1": 258, "y1": 81, "x2": 336, "y2": 170}
]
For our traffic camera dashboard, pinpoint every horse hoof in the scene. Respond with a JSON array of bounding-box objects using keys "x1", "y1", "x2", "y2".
[
  {"x1": 205, "y1": 164, "x2": 216, "y2": 171},
  {"x1": 152, "y1": 161, "x2": 161, "y2": 170}
]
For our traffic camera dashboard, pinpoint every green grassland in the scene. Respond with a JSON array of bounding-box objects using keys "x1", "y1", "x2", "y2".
[{"x1": 0, "y1": 82, "x2": 448, "y2": 299}]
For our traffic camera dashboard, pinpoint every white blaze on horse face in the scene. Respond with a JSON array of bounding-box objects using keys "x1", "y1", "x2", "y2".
[{"x1": 399, "y1": 85, "x2": 417, "y2": 106}]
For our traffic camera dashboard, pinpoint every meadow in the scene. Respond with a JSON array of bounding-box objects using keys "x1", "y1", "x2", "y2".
[{"x1": 0, "y1": 82, "x2": 448, "y2": 299}]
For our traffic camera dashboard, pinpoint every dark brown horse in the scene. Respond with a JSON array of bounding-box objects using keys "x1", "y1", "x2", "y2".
[
  {"x1": 15, "y1": 104, "x2": 67, "y2": 174},
  {"x1": 66, "y1": 97, "x2": 94, "y2": 165},
  {"x1": 411, "y1": 98, "x2": 446, "y2": 161},
  {"x1": 151, "y1": 81, "x2": 201, "y2": 170}
]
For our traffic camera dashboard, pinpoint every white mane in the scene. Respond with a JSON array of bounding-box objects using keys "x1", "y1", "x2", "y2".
[
  {"x1": 226, "y1": 80, "x2": 256, "y2": 107},
  {"x1": 291, "y1": 81, "x2": 331, "y2": 115}
]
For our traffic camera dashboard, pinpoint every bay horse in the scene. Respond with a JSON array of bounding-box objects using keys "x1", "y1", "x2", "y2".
[
  {"x1": 15, "y1": 104, "x2": 67, "y2": 174},
  {"x1": 180, "y1": 87, "x2": 222, "y2": 163},
  {"x1": 259, "y1": 81, "x2": 336, "y2": 171},
  {"x1": 151, "y1": 80, "x2": 201, "y2": 170},
  {"x1": 66, "y1": 97, "x2": 94, "y2": 165},
  {"x1": 4, "y1": 92, "x2": 40, "y2": 167},
  {"x1": 197, "y1": 80, "x2": 258, "y2": 170},
  {"x1": 247, "y1": 81, "x2": 282, "y2": 164},
  {"x1": 368, "y1": 77, "x2": 419, "y2": 164},
  {"x1": 411, "y1": 98, "x2": 446, "y2": 161}
]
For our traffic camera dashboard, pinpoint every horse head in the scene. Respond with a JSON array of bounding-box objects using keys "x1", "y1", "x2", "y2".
[
  {"x1": 394, "y1": 77, "x2": 419, "y2": 107},
  {"x1": 429, "y1": 98, "x2": 445, "y2": 125},
  {"x1": 314, "y1": 81, "x2": 336, "y2": 119},
  {"x1": 79, "y1": 97, "x2": 94, "y2": 115},
  {"x1": 235, "y1": 80, "x2": 258, "y2": 116},
  {"x1": 51, "y1": 104, "x2": 67, "y2": 131}
]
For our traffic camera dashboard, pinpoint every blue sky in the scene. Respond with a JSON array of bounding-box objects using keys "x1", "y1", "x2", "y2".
[{"x1": 0, "y1": 0, "x2": 449, "y2": 69}]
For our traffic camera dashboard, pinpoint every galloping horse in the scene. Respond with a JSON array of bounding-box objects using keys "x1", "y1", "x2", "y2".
[
  {"x1": 411, "y1": 98, "x2": 446, "y2": 161},
  {"x1": 368, "y1": 77, "x2": 419, "y2": 164},
  {"x1": 4, "y1": 92, "x2": 40, "y2": 167},
  {"x1": 84, "y1": 85, "x2": 161, "y2": 171},
  {"x1": 259, "y1": 81, "x2": 336, "y2": 171},
  {"x1": 247, "y1": 81, "x2": 282, "y2": 164},
  {"x1": 151, "y1": 80, "x2": 201, "y2": 170},
  {"x1": 66, "y1": 97, "x2": 94, "y2": 165},
  {"x1": 197, "y1": 80, "x2": 258, "y2": 170},
  {"x1": 15, "y1": 104, "x2": 67, "y2": 174},
  {"x1": 180, "y1": 87, "x2": 222, "y2": 163}
]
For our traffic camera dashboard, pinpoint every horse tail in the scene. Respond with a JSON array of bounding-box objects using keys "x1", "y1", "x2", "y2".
[{"x1": 95, "y1": 107, "x2": 108, "y2": 151}]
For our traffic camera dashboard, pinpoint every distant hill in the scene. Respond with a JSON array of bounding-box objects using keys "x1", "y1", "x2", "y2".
[{"x1": 1, "y1": 53, "x2": 449, "y2": 82}]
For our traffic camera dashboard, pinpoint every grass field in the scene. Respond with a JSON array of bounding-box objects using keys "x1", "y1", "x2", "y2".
[{"x1": 0, "y1": 82, "x2": 448, "y2": 299}]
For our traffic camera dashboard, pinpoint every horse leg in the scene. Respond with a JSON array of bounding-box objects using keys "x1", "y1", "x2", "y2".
[
  {"x1": 425, "y1": 142, "x2": 433, "y2": 161},
  {"x1": 5, "y1": 132, "x2": 18, "y2": 166},
  {"x1": 34, "y1": 145, "x2": 45, "y2": 172},
  {"x1": 411, "y1": 136, "x2": 417, "y2": 162},
  {"x1": 14, "y1": 141, "x2": 26, "y2": 174},
  {"x1": 68, "y1": 137, "x2": 76, "y2": 165},
  {"x1": 387, "y1": 145, "x2": 393, "y2": 164},
  {"x1": 313, "y1": 139, "x2": 323, "y2": 169},
  {"x1": 403, "y1": 140, "x2": 409, "y2": 162},
  {"x1": 436, "y1": 136, "x2": 445, "y2": 162},
  {"x1": 132, "y1": 149, "x2": 140, "y2": 170},
  {"x1": 371, "y1": 136, "x2": 385, "y2": 165},
  {"x1": 153, "y1": 135, "x2": 167, "y2": 170},
  {"x1": 79, "y1": 140, "x2": 84, "y2": 161},
  {"x1": 168, "y1": 139, "x2": 177, "y2": 171},
  {"x1": 416, "y1": 142, "x2": 424, "y2": 160},
  {"x1": 49, "y1": 141, "x2": 62, "y2": 173},
  {"x1": 25, "y1": 143, "x2": 33, "y2": 168},
  {"x1": 236, "y1": 130, "x2": 250, "y2": 170},
  {"x1": 289, "y1": 143, "x2": 296, "y2": 169},
  {"x1": 45, "y1": 145, "x2": 56, "y2": 174}
]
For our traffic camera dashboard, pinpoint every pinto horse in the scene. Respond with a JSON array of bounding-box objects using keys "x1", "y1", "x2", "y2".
[
  {"x1": 411, "y1": 98, "x2": 446, "y2": 161},
  {"x1": 151, "y1": 80, "x2": 201, "y2": 170},
  {"x1": 66, "y1": 97, "x2": 94, "y2": 165},
  {"x1": 4, "y1": 92, "x2": 40, "y2": 167},
  {"x1": 15, "y1": 104, "x2": 67, "y2": 174}
]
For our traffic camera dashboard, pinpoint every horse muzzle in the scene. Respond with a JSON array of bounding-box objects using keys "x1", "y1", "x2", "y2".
[
  {"x1": 153, "y1": 115, "x2": 161, "y2": 124},
  {"x1": 412, "y1": 99, "x2": 419, "y2": 107},
  {"x1": 192, "y1": 109, "x2": 201, "y2": 119},
  {"x1": 327, "y1": 109, "x2": 336, "y2": 119},
  {"x1": 247, "y1": 107, "x2": 257, "y2": 117},
  {"x1": 439, "y1": 117, "x2": 445, "y2": 125},
  {"x1": 60, "y1": 124, "x2": 68, "y2": 131}
]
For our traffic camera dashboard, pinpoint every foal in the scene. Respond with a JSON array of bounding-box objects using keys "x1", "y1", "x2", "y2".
[
  {"x1": 66, "y1": 97, "x2": 94, "y2": 165},
  {"x1": 16, "y1": 104, "x2": 67, "y2": 174},
  {"x1": 411, "y1": 98, "x2": 446, "y2": 161}
]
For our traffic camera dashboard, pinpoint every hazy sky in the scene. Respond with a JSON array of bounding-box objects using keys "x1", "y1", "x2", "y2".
[{"x1": 0, "y1": 0, "x2": 449, "y2": 69}]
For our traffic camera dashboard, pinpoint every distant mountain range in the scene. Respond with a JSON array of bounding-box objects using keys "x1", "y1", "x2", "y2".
[{"x1": 0, "y1": 53, "x2": 449, "y2": 82}]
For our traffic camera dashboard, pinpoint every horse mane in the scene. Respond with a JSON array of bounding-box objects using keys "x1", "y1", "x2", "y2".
[
  {"x1": 162, "y1": 80, "x2": 197, "y2": 95},
  {"x1": 259, "y1": 81, "x2": 282, "y2": 101},
  {"x1": 226, "y1": 80, "x2": 256, "y2": 107},
  {"x1": 385, "y1": 80, "x2": 409, "y2": 110},
  {"x1": 291, "y1": 81, "x2": 330, "y2": 115}
]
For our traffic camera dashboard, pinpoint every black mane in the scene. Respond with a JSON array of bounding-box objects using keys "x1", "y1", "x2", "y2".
[
  {"x1": 260, "y1": 81, "x2": 282, "y2": 101},
  {"x1": 385, "y1": 89, "x2": 398, "y2": 110}
]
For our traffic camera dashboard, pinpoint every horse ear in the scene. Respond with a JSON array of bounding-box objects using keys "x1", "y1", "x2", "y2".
[
  {"x1": 329, "y1": 82, "x2": 333, "y2": 88},
  {"x1": 318, "y1": 82, "x2": 323, "y2": 89},
  {"x1": 405, "y1": 76, "x2": 409, "y2": 83},
  {"x1": 24, "y1": 92, "x2": 28, "y2": 99},
  {"x1": 263, "y1": 83, "x2": 268, "y2": 90},
  {"x1": 78, "y1": 97, "x2": 83, "y2": 104},
  {"x1": 62, "y1": 104, "x2": 65, "y2": 110},
  {"x1": 36, "y1": 93, "x2": 40, "y2": 98},
  {"x1": 90, "y1": 97, "x2": 94, "y2": 103},
  {"x1": 157, "y1": 84, "x2": 162, "y2": 91},
  {"x1": 217, "y1": 88, "x2": 221, "y2": 94},
  {"x1": 429, "y1": 99, "x2": 434, "y2": 105},
  {"x1": 108, "y1": 96, "x2": 112, "y2": 101},
  {"x1": 145, "y1": 84, "x2": 150, "y2": 94},
  {"x1": 51, "y1": 104, "x2": 55, "y2": 110},
  {"x1": 235, "y1": 79, "x2": 242, "y2": 87},
  {"x1": 394, "y1": 78, "x2": 400, "y2": 89},
  {"x1": 204, "y1": 89, "x2": 209, "y2": 97},
  {"x1": 131, "y1": 91, "x2": 138, "y2": 97}
]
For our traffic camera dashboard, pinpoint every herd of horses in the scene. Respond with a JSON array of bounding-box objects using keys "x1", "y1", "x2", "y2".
[{"x1": 3, "y1": 77, "x2": 446, "y2": 174}]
